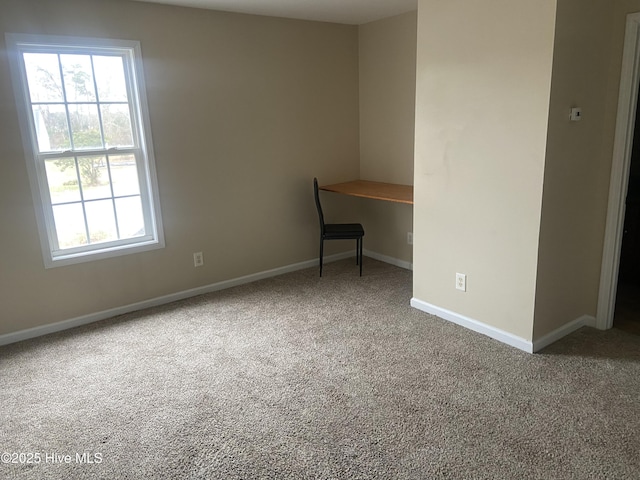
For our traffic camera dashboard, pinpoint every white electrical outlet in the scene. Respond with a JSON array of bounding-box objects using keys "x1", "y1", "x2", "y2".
[
  {"x1": 407, "y1": 232, "x2": 413, "y2": 245},
  {"x1": 193, "y1": 252, "x2": 204, "y2": 267},
  {"x1": 456, "y1": 273, "x2": 466, "y2": 292}
]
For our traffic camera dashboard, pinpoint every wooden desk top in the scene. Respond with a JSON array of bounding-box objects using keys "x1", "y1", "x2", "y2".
[{"x1": 319, "y1": 180, "x2": 413, "y2": 205}]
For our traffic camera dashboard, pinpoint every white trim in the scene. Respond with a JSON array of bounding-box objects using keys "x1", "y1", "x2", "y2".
[
  {"x1": 532, "y1": 315, "x2": 596, "y2": 352},
  {"x1": 0, "y1": 252, "x2": 352, "y2": 347},
  {"x1": 410, "y1": 297, "x2": 533, "y2": 353},
  {"x1": 5, "y1": 33, "x2": 53, "y2": 268},
  {"x1": 410, "y1": 298, "x2": 596, "y2": 353},
  {"x1": 597, "y1": 12, "x2": 640, "y2": 330},
  {"x1": 363, "y1": 249, "x2": 412, "y2": 270}
]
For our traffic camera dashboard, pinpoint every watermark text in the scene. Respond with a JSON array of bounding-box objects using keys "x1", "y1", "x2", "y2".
[{"x1": 1, "y1": 452, "x2": 102, "y2": 465}]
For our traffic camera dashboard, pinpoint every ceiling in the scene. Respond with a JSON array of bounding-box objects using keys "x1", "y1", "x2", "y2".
[{"x1": 131, "y1": 0, "x2": 418, "y2": 25}]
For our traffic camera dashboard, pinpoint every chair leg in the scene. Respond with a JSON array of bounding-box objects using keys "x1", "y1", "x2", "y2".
[
  {"x1": 356, "y1": 238, "x2": 359, "y2": 265},
  {"x1": 359, "y1": 236, "x2": 363, "y2": 276},
  {"x1": 319, "y1": 237, "x2": 324, "y2": 277}
]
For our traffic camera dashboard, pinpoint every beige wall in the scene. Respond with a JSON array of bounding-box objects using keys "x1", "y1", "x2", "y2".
[
  {"x1": 413, "y1": 0, "x2": 557, "y2": 341},
  {"x1": 533, "y1": 0, "x2": 615, "y2": 339},
  {"x1": 0, "y1": 0, "x2": 360, "y2": 335},
  {"x1": 413, "y1": 0, "x2": 640, "y2": 345},
  {"x1": 358, "y1": 12, "x2": 416, "y2": 264},
  {"x1": 5, "y1": 0, "x2": 635, "y2": 347}
]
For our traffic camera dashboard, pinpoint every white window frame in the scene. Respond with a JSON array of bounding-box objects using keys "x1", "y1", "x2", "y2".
[{"x1": 6, "y1": 33, "x2": 164, "y2": 268}]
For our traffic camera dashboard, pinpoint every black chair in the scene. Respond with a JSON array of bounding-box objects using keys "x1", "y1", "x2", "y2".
[{"x1": 313, "y1": 178, "x2": 364, "y2": 277}]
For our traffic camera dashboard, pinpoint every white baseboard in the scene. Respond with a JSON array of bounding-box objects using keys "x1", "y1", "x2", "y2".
[
  {"x1": 532, "y1": 314, "x2": 596, "y2": 352},
  {"x1": 0, "y1": 252, "x2": 354, "y2": 347},
  {"x1": 410, "y1": 298, "x2": 596, "y2": 353},
  {"x1": 363, "y1": 249, "x2": 412, "y2": 270},
  {"x1": 410, "y1": 297, "x2": 534, "y2": 353},
  {"x1": 1, "y1": 253, "x2": 593, "y2": 351}
]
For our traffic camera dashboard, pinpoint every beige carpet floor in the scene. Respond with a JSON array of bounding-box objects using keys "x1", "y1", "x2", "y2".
[{"x1": 1, "y1": 258, "x2": 639, "y2": 479}]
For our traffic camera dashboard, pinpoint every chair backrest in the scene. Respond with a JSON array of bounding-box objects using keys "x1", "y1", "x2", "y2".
[{"x1": 313, "y1": 178, "x2": 325, "y2": 234}]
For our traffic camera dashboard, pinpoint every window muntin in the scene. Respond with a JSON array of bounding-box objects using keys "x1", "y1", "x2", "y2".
[{"x1": 7, "y1": 34, "x2": 163, "y2": 267}]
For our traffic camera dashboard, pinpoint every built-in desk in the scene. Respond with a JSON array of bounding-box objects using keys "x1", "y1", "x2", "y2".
[{"x1": 319, "y1": 180, "x2": 413, "y2": 205}]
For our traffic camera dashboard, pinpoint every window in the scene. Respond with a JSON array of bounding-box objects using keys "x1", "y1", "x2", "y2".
[{"x1": 6, "y1": 34, "x2": 164, "y2": 267}]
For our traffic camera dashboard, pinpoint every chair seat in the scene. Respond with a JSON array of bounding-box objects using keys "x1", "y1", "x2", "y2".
[
  {"x1": 314, "y1": 177, "x2": 364, "y2": 276},
  {"x1": 323, "y1": 223, "x2": 364, "y2": 239}
]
